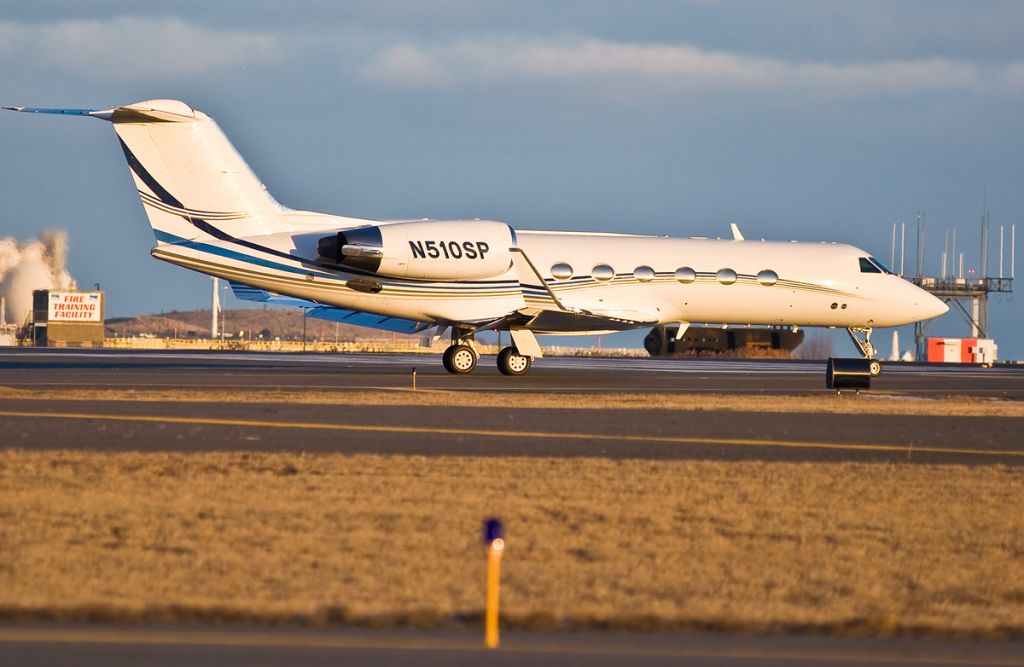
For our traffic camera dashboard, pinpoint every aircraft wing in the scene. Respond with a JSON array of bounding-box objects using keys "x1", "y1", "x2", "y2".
[
  {"x1": 305, "y1": 307, "x2": 433, "y2": 334},
  {"x1": 507, "y1": 247, "x2": 658, "y2": 332},
  {"x1": 472, "y1": 307, "x2": 656, "y2": 335},
  {"x1": 228, "y1": 281, "x2": 432, "y2": 334},
  {"x1": 517, "y1": 307, "x2": 656, "y2": 333}
]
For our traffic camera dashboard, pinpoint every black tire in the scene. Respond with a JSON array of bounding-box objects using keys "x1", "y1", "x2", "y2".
[
  {"x1": 443, "y1": 344, "x2": 478, "y2": 374},
  {"x1": 497, "y1": 346, "x2": 532, "y2": 376},
  {"x1": 868, "y1": 359, "x2": 883, "y2": 377}
]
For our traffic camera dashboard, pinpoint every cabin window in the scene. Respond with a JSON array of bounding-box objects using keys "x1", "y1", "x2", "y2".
[
  {"x1": 634, "y1": 266, "x2": 655, "y2": 282},
  {"x1": 756, "y1": 269, "x2": 778, "y2": 286},
  {"x1": 592, "y1": 264, "x2": 615, "y2": 281},
  {"x1": 716, "y1": 268, "x2": 737, "y2": 285},
  {"x1": 674, "y1": 267, "x2": 696, "y2": 283},
  {"x1": 551, "y1": 263, "x2": 573, "y2": 279},
  {"x1": 859, "y1": 257, "x2": 882, "y2": 273}
]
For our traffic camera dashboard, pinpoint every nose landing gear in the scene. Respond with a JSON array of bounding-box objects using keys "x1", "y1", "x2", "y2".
[
  {"x1": 867, "y1": 358, "x2": 882, "y2": 377},
  {"x1": 828, "y1": 327, "x2": 883, "y2": 392},
  {"x1": 846, "y1": 326, "x2": 878, "y2": 360}
]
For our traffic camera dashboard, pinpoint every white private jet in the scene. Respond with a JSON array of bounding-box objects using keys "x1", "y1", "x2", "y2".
[{"x1": 7, "y1": 99, "x2": 947, "y2": 376}]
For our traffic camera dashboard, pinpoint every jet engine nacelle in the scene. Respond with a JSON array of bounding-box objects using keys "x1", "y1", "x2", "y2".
[{"x1": 317, "y1": 220, "x2": 515, "y2": 280}]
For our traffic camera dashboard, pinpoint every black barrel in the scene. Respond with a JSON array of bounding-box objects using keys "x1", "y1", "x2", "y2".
[{"x1": 826, "y1": 357, "x2": 874, "y2": 391}]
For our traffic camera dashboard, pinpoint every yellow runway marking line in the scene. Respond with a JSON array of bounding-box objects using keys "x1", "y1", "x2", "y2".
[
  {"x1": 0, "y1": 409, "x2": 1020, "y2": 458},
  {"x1": 0, "y1": 628, "x2": 1022, "y2": 665}
]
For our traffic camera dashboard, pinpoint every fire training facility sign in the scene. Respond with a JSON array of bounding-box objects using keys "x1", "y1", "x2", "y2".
[{"x1": 48, "y1": 291, "x2": 103, "y2": 322}]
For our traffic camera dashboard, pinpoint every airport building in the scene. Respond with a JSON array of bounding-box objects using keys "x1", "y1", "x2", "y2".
[
  {"x1": 31, "y1": 289, "x2": 105, "y2": 347},
  {"x1": 926, "y1": 337, "x2": 997, "y2": 364}
]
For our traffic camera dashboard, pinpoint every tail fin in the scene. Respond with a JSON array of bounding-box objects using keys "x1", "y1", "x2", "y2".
[{"x1": 7, "y1": 100, "x2": 286, "y2": 244}]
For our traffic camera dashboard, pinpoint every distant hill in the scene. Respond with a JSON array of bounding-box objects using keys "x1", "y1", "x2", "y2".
[{"x1": 105, "y1": 308, "x2": 415, "y2": 341}]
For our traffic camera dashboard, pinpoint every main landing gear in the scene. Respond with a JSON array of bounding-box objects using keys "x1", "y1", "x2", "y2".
[
  {"x1": 441, "y1": 329, "x2": 534, "y2": 376},
  {"x1": 442, "y1": 344, "x2": 478, "y2": 374},
  {"x1": 497, "y1": 346, "x2": 532, "y2": 376}
]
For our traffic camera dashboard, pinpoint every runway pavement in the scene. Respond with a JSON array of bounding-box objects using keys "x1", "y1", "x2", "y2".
[
  {"x1": 1, "y1": 348, "x2": 1021, "y2": 464},
  {"x1": 1, "y1": 398, "x2": 1022, "y2": 463},
  {"x1": 1, "y1": 347, "x2": 1023, "y2": 395},
  {"x1": 2, "y1": 625, "x2": 1023, "y2": 667}
]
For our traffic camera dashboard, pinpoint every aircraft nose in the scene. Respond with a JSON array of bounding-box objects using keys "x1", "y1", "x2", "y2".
[{"x1": 917, "y1": 291, "x2": 948, "y2": 320}]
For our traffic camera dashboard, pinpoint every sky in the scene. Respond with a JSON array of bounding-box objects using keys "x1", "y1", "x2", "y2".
[{"x1": 1, "y1": 1, "x2": 1022, "y2": 358}]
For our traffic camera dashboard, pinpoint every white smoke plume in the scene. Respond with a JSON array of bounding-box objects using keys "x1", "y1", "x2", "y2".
[{"x1": 0, "y1": 231, "x2": 76, "y2": 325}]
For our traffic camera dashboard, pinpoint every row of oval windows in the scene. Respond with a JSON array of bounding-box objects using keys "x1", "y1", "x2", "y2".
[{"x1": 551, "y1": 263, "x2": 779, "y2": 286}]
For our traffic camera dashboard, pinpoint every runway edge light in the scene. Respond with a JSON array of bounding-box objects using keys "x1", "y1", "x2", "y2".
[{"x1": 483, "y1": 517, "x2": 504, "y2": 649}]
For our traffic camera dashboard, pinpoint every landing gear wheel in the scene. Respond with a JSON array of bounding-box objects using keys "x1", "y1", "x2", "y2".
[
  {"x1": 868, "y1": 359, "x2": 883, "y2": 377},
  {"x1": 443, "y1": 344, "x2": 478, "y2": 374},
  {"x1": 497, "y1": 346, "x2": 532, "y2": 376}
]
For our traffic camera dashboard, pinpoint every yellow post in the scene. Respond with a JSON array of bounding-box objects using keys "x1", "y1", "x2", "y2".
[
  {"x1": 412, "y1": 367, "x2": 417, "y2": 391},
  {"x1": 483, "y1": 517, "x2": 504, "y2": 649},
  {"x1": 485, "y1": 537, "x2": 504, "y2": 648}
]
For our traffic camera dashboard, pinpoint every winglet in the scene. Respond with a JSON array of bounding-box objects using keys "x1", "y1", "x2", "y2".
[{"x1": 730, "y1": 222, "x2": 745, "y2": 241}]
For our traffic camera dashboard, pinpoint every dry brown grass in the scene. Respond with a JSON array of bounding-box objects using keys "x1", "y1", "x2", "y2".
[
  {"x1": 2, "y1": 450, "x2": 1023, "y2": 637},
  {"x1": 1, "y1": 386, "x2": 1021, "y2": 417}
]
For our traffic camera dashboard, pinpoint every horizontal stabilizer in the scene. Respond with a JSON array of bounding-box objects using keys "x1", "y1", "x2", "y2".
[
  {"x1": 5, "y1": 100, "x2": 195, "y2": 123},
  {"x1": 4, "y1": 107, "x2": 99, "y2": 116}
]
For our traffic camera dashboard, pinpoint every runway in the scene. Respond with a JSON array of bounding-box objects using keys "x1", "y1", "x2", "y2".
[
  {"x1": 1, "y1": 348, "x2": 1021, "y2": 464},
  {"x1": 2, "y1": 625, "x2": 1023, "y2": 667},
  {"x1": 2, "y1": 347, "x2": 1023, "y2": 395}
]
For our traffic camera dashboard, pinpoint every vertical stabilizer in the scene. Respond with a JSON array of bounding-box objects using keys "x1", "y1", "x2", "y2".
[
  {"x1": 7, "y1": 100, "x2": 287, "y2": 245},
  {"x1": 109, "y1": 100, "x2": 285, "y2": 244}
]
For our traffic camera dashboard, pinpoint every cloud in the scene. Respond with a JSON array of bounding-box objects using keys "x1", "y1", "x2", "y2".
[
  {"x1": 363, "y1": 44, "x2": 452, "y2": 87},
  {"x1": 363, "y1": 37, "x2": 1023, "y2": 97},
  {"x1": 999, "y1": 62, "x2": 1024, "y2": 91},
  {"x1": 0, "y1": 16, "x2": 281, "y2": 81}
]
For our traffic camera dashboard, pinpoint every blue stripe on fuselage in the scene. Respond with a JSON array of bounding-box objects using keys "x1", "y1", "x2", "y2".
[
  {"x1": 154, "y1": 229, "x2": 334, "y2": 278},
  {"x1": 154, "y1": 229, "x2": 520, "y2": 293}
]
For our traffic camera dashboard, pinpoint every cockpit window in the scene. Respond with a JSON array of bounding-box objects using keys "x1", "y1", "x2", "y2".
[
  {"x1": 859, "y1": 257, "x2": 882, "y2": 273},
  {"x1": 868, "y1": 257, "x2": 895, "y2": 274}
]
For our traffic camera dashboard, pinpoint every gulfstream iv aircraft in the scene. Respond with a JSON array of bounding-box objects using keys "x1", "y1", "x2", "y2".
[{"x1": 7, "y1": 100, "x2": 947, "y2": 375}]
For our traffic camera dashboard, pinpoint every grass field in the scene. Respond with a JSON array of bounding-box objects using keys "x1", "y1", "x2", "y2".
[
  {"x1": 1, "y1": 386, "x2": 1021, "y2": 417},
  {"x1": 2, "y1": 450, "x2": 1022, "y2": 637}
]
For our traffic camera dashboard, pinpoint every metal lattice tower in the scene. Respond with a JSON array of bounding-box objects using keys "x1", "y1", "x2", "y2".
[{"x1": 899, "y1": 212, "x2": 1015, "y2": 360}]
